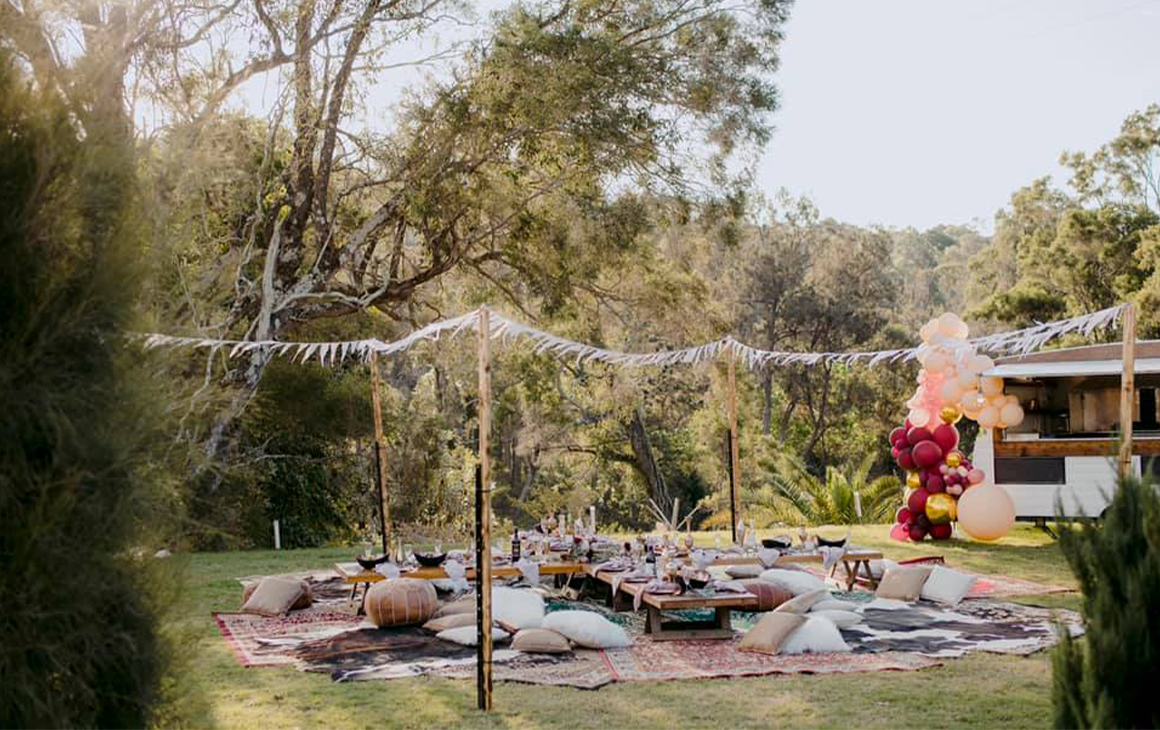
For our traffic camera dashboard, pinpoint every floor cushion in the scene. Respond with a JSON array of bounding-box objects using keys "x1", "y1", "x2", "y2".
[
  {"x1": 737, "y1": 612, "x2": 806, "y2": 655},
  {"x1": 437, "y1": 625, "x2": 509, "y2": 646},
  {"x1": 423, "y1": 612, "x2": 477, "y2": 633},
  {"x1": 810, "y1": 598, "x2": 860, "y2": 613},
  {"x1": 365, "y1": 578, "x2": 439, "y2": 628},
  {"x1": 740, "y1": 580, "x2": 795, "y2": 611},
  {"x1": 876, "y1": 565, "x2": 933, "y2": 601},
  {"x1": 491, "y1": 587, "x2": 545, "y2": 632},
  {"x1": 773, "y1": 588, "x2": 829, "y2": 614},
  {"x1": 724, "y1": 564, "x2": 763, "y2": 579},
  {"x1": 541, "y1": 610, "x2": 632, "y2": 648},
  {"x1": 433, "y1": 595, "x2": 476, "y2": 619},
  {"x1": 780, "y1": 616, "x2": 852, "y2": 654},
  {"x1": 241, "y1": 577, "x2": 308, "y2": 617},
  {"x1": 242, "y1": 577, "x2": 312, "y2": 612},
  {"x1": 511, "y1": 628, "x2": 572, "y2": 654},
  {"x1": 920, "y1": 565, "x2": 977, "y2": 606},
  {"x1": 810, "y1": 609, "x2": 862, "y2": 629},
  {"x1": 759, "y1": 568, "x2": 827, "y2": 595}
]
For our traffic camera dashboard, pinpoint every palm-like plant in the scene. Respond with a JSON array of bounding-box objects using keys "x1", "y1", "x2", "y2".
[{"x1": 753, "y1": 453, "x2": 901, "y2": 527}]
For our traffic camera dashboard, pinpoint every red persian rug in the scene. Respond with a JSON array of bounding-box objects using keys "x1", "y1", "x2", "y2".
[{"x1": 214, "y1": 607, "x2": 365, "y2": 668}]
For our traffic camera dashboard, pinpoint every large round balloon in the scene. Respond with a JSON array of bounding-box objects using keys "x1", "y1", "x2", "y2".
[
  {"x1": 912, "y1": 440, "x2": 944, "y2": 469},
  {"x1": 924, "y1": 492, "x2": 957, "y2": 525},
  {"x1": 932, "y1": 423, "x2": 959, "y2": 453},
  {"x1": 1000, "y1": 402, "x2": 1024, "y2": 428},
  {"x1": 957, "y1": 483, "x2": 1015, "y2": 541}
]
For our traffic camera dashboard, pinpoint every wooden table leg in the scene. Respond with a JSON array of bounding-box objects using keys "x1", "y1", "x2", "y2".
[{"x1": 843, "y1": 560, "x2": 857, "y2": 591}]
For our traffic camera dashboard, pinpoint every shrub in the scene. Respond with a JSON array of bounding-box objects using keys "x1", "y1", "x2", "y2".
[
  {"x1": 0, "y1": 53, "x2": 166, "y2": 726},
  {"x1": 1052, "y1": 474, "x2": 1160, "y2": 729}
]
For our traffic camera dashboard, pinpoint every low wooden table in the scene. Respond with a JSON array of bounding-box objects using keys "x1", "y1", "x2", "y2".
[
  {"x1": 831, "y1": 551, "x2": 885, "y2": 591},
  {"x1": 584, "y1": 569, "x2": 758, "y2": 640}
]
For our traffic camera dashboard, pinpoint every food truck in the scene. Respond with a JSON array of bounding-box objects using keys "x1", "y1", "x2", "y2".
[{"x1": 971, "y1": 341, "x2": 1160, "y2": 520}]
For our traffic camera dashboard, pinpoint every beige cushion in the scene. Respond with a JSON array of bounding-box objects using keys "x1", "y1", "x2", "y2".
[
  {"x1": 876, "y1": 566, "x2": 934, "y2": 601},
  {"x1": 366, "y1": 578, "x2": 439, "y2": 627},
  {"x1": 241, "y1": 577, "x2": 306, "y2": 617},
  {"x1": 738, "y1": 612, "x2": 807, "y2": 655},
  {"x1": 724, "y1": 564, "x2": 763, "y2": 579},
  {"x1": 511, "y1": 628, "x2": 572, "y2": 654},
  {"x1": 432, "y1": 595, "x2": 476, "y2": 619},
  {"x1": 774, "y1": 588, "x2": 829, "y2": 614},
  {"x1": 242, "y1": 578, "x2": 312, "y2": 611},
  {"x1": 423, "y1": 612, "x2": 477, "y2": 633},
  {"x1": 740, "y1": 580, "x2": 795, "y2": 611}
]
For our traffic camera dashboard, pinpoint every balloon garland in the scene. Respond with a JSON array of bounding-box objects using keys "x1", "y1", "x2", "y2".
[{"x1": 888, "y1": 313, "x2": 1018, "y2": 542}]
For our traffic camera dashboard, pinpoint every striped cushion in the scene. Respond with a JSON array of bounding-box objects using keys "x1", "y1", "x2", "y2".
[
  {"x1": 366, "y1": 578, "x2": 439, "y2": 627},
  {"x1": 741, "y1": 579, "x2": 794, "y2": 611}
]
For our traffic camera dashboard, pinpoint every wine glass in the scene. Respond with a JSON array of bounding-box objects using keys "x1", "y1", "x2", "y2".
[{"x1": 403, "y1": 543, "x2": 414, "y2": 566}]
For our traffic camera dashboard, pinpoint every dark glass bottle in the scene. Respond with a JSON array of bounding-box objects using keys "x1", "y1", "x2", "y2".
[{"x1": 511, "y1": 531, "x2": 521, "y2": 562}]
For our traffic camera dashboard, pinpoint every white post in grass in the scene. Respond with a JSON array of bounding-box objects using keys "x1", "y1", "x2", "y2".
[{"x1": 273, "y1": 520, "x2": 281, "y2": 550}]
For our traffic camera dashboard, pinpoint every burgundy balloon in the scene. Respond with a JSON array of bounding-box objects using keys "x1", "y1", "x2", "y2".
[
  {"x1": 897, "y1": 447, "x2": 916, "y2": 471},
  {"x1": 889, "y1": 426, "x2": 909, "y2": 447},
  {"x1": 907, "y1": 487, "x2": 929, "y2": 516},
  {"x1": 891, "y1": 446, "x2": 900, "y2": 459},
  {"x1": 915, "y1": 512, "x2": 931, "y2": 529},
  {"x1": 926, "y1": 473, "x2": 945, "y2": 493},
  {"x1": 896, "y1": 507, "x2": 913, "y2": 524},
  {"x1": 912, "y1": 440, "x2": 944, "y2": 469},
  {"x1": 908, "y1": 524, "x2": 928, "y2": 541},
  {"x1": 907, "y1": 427, "x2": 933, "y2": 446},
  {"x1": 932, "y1": 423, "x2": 959, "y2": 453},
  {"x1": 918, "y1": 469, "x2": 929, "y2": 488},
  {"x1": 930, "y1": 523, "x2": 953, "y2": 540}
]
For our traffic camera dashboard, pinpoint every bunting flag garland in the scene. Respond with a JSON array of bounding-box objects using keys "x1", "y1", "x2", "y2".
[{"x1": 138, "y1": 303, "x2": 1129, "y2": 370}]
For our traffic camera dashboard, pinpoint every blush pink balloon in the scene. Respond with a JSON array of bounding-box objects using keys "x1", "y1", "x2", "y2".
[
  {"x1": 890, "y1": 523, "x2": 911, "y2": 542},
  {"x1": 967, "y1": 468, "x2": 985, "y2": 485},
  {"x1": 946, "y1": 483, "x2": 964, "y2": 497}
]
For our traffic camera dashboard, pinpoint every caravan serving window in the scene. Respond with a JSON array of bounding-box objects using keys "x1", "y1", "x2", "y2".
[{"x1": 994, "y1": 457, "x2": 1066, "y2": 484}]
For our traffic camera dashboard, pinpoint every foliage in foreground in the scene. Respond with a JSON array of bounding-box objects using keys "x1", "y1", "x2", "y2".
[
  {"x1": 0, "y1": 54, "x2": 168, "y2": 726},
  {"x1": 1052, "y1": 475, "x2": 1160, "y2": 729}
]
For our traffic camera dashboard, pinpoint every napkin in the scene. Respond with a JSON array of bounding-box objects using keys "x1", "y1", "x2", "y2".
[
  {"x1": 515, "y1": 558, "x2": 541, "y2": 587},
  {"x1": 375, "y1": 562, "x2": 400, "y2": 579},
  {"x1": 757, "y1": 547, "x2": 781, "y2": 568},
  {"x1": 443, "y1": 559, "x2": 469, "y2": 593}
]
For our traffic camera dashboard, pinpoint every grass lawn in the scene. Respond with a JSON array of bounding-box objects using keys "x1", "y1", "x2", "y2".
[{"x1": 168, "y1": 523, "x2": 1079, "y2": 729}]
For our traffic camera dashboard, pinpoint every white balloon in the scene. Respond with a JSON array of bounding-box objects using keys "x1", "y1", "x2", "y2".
[
  {"x1": 908, "y1": 408, "x2": 931, "y2": 427},
  {"x1": 939, "y1": 379, "x2": 964, "y2": 403},
  {"x1": 937, "y1": 313, "x2": 967, "y2": 339},
  {"x1": 1000, "y1": 402, "x2": 1024, "y2": 427},
  {"x1": 1005, "y1": 394, "x2": 1019, "y2": 406},
  {"x1": 977, "y1": 405, "x2": 1000, "y2": 429},
  {"x1": 925, "y1": 351, "x2": 950, "y2": 373},
  {"x1": 957, "y1": 370, "x2": 978, "y2": 389},
  {"x1": 957, "y1": 484, "x2": 1015, "y2": 541},
  {"x1": 960, "y1": 390, "x2": 985, "y2": 412},
  {"x1": 967, "y1": 354, "x2": 995, "y2": 374},
  {"x1": 920, "y1": 321, "x2": 939, "y2": 343}
]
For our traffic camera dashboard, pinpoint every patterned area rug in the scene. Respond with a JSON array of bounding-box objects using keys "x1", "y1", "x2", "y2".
[{"x1": 214, "y1": 569, "x2": 1079, "y2": 688}]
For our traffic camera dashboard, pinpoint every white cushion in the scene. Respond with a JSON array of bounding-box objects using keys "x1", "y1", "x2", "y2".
[
  {"x1": 759, "y1": 568, "x2": 827, "y2": 596},
  {"x1": 780, "y1": 616, "x2": 852, "y2": 654},
  {"x1": 724, "y1": 564, "x2": 763, "y2": 579},
  {"x1": 437, "y1": 625, "x2": 509, "y2": 646},
  {"x1": 491, "y1": 587, "x2": 545, "y2": 631},
  {"x1": 810, "y1": 609, "x2": 862, "y2": 629},
  {"x1": 541, "y1": 610, "x2": 632, "y2": 648},
  {"x1": 860, "y1": 597, "x2": 912, "y2": 611},
  {"x1": 810, "y1": 598, "x2": 861, "y2": 613},
  {"x1": 920, "y1": 566, "x2": 977, "y2": 606},
  {"x1": 867, "y1": 559, "x2": 899, "y2": 579}
]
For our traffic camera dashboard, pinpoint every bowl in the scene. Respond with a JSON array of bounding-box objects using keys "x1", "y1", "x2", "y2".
[
  {"x1": 415, "y1": 552, "x2": 448, "y2": 567},
  {"x1": 356, "y1": 554, "x2": 389, "y2": 570},
  {"x1": 816, "y1": 536, "x2": 847, "y2": 548},
  {"x1": 761, "y1": 537, "x2": 792, "y2": 550},
  {"x1": 687, "y1": 573, "x2": 712, "y2": 590}
]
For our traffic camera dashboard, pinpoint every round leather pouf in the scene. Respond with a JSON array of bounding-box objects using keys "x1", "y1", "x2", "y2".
[
  {"x1": 365, "y1": 578, "x2": 439, "y2": 627},
  {"x1": 740, "y1": 579, "x2": 795, "y2": 611}
]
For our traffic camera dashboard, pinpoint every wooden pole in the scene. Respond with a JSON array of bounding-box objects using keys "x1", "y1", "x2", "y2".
[
  {"x1": 369, "y1": 350, "x2": 390, "y2": 556},
  {"x1": 475, "y1": 307, "x2": 494, "y2": 711},
  {"x1": 1120, "y1": 302, "x2": 1137, "y2": 481},
  {"x1": 727, "y1": 349, "x2": 742, "y2": 544}
]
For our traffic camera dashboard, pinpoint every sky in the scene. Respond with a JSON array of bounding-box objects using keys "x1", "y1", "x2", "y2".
[
  {"x1": 760, "y1": 0, "x2": 1160, "y2": 230},
  {"x1": 231, "y1": 0, "x2": 1160, "y2": 232}
]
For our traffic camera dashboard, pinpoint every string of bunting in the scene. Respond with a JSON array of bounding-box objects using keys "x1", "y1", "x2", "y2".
[{"x1": 138, "y1": 303, "x2": 1128, "y2": 370}]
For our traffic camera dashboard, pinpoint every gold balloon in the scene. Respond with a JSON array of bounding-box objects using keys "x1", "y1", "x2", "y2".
[
  {"x1": 906, "y1": 471, "x2": 922, "y2": 489},
  {"x1": 924, "y1": 492, "x2": 957, "y2": 526},
  {"x1": 939, "y1": 405, "x2": 963, "y2": 424},
  {"x1": 945, "y1": 451, "x2": 963, "y2": 468}
]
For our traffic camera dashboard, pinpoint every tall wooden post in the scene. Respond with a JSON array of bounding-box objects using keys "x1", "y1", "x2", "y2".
[
  {"x1": 727, "y1": 347, "x2": 742, "y2": 544},
  {"x1": 475, "y1": 307, "x2": 494, "y2": 711},
  {"x1": 1120, "y1": 302, "x2": 1137, "y2": 480},
  {"x1": 369, "y1": 350, "x2": 390, "y2": 555}
]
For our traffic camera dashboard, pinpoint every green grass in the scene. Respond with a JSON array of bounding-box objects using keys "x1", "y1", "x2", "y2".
[{"x1": 167, "y1": 523, "x2": 1079, "y2": 729}]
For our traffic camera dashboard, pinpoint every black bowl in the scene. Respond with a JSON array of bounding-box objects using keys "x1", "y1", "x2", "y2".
[
  {"x1": 761, "y1": 538, "x2": 792, "y2": 550},
  {"x1": 356, "y1": 554, "x2": 390, "y2": 570},
  {"x1": 415, "y1": 552, "x2": 448, "y2": 567},
  {"x1": 688, "y1": 574, "x2": 712, "y2": 590},
  {"x1": 816, "y1": 536, "x2": 847, "y2": 548}
]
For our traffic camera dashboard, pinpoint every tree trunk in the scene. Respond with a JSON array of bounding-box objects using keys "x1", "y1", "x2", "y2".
[
  {"x1": 761, "y1": 367, "x2": 773, "y2": 436},
  {"x1": 626, "y1": 407, "x2": 670, "y2": 514}
]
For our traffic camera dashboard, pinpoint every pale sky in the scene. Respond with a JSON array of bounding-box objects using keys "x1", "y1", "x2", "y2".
[
  {"x1": 233, "y1": 0, "x2": 1160, "y2": 232},
  {"x1": 761, "y1": 0, "x2": 1160, "y2": 230}
]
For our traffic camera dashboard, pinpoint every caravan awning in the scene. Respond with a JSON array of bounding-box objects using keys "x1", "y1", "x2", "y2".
[{"x1": 985, "y1": 358, "x2": 1160, "y2": 379}]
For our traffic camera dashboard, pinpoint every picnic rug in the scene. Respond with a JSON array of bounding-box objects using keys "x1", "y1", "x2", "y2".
[{"x1": 212, "y1": 569, "x2": 1081, "y2": 689}]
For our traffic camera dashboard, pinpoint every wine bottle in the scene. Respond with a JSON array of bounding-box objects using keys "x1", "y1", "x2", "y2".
[{"x1": 511, "y1": 530, "x2": 521, "y2": 562}]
